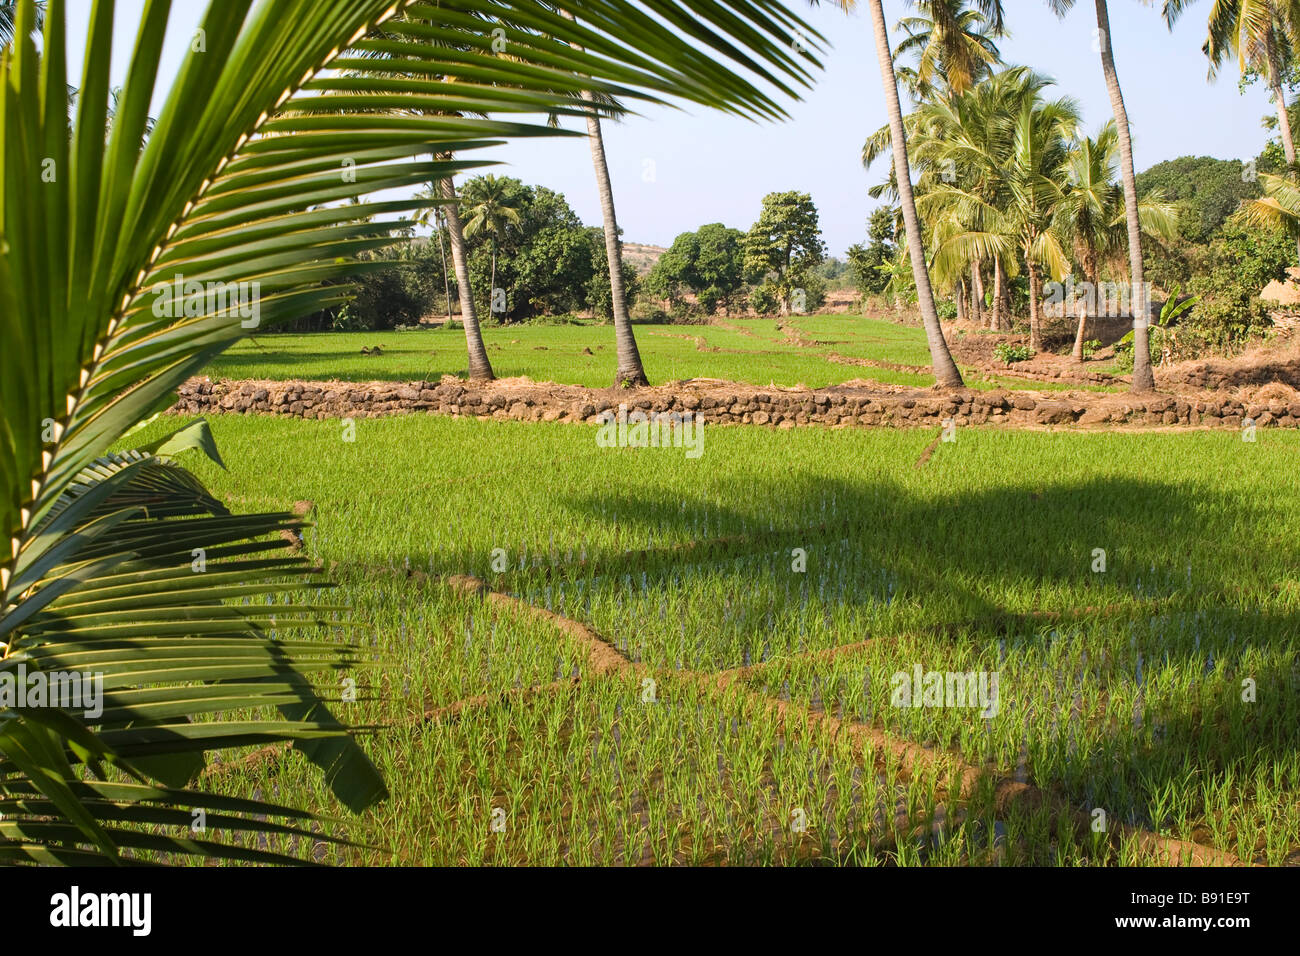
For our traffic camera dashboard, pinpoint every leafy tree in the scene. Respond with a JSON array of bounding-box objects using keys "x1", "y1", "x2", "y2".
[
  {"x1": 515, "y1": 183, "x2": 585, "y2": 235},
  {"x1": 817, "y1": 257, "x2": 849, "y2": 281},
  {"x1": 1188, "y1": 212, "x2": 1294, "y2": 346},
  {"x1": 748, "y1": 282, "x2": 781, "y2": 315},
  {"x1": 846, "y1": 207, "x2": 898, "y2": 295},
  {"x1": 743, "y1": 191, "x2": 827, "y2": 314},
  {"x1": 511, "y1": 225, "x2": 600, "y2": 317},
  {"x1": 334, "y1": 239, "x2": 448, "y2": 331},
  {"x1": 647, "y1": 223, "x2": 746, "y2": 314},
  {"x1": 1135, "y1": 156, "x2": 1262, "y2": 243},
  {"x1": 643, "y1": 239, "x2": 690, "y2": 305},
  {"x1": 455, "y1": 178, "x2": 632, "y2": 321},
  {"x1": 691, "y1": 223, "x2": 747, "y2": 313}
]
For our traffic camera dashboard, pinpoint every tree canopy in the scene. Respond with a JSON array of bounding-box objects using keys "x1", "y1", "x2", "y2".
[{"x1": 743, "y1": 191, "x2": 827, "y2": 314}]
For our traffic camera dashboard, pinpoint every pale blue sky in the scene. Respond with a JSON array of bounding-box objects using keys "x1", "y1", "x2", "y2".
[{"x1": 66, "y1": 0, "x2": 1277, "y2": 255}]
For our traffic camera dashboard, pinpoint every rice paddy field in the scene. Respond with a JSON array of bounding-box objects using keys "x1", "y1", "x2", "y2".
[
  {"x1": 132, "y1": 405, "x2": 1300, "y2": 867},
  {"x1": 207, "y1": 314, "x2": 1116, "y2": 392}
]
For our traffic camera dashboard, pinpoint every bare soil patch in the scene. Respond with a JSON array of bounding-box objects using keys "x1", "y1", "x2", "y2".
[{"x1": 946, "y1": 329, "x2": 1124, "y2": 387}]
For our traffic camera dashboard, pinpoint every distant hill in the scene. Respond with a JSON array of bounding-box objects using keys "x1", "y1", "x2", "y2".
[{"x1": 622, "y1": 242, "x2": 665, "y2": 275}]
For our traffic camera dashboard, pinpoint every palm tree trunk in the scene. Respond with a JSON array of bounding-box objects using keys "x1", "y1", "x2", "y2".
[
  {"x1": 1093, "y1": 0, "x2": 1153, "y2": 392},
  {"x1": 439, "y1": 175, "x2": 494, "y2": 382},
  {"x1": 1073, "y1": 260, "x2": 1100, "y2": 363},
  {"x1": 998, "y1": 266, "x2": 1011, "y2": 328},
  {"x1": 489, "y1": 241, "x2": 497, "y2": 320},
  {"x1": 582, "y1": 99, "x2": 648, "y2": 386},
  {"x1": 970, "y1": 259, "x2": 985, "y2": 327},
  {"x1": 435, "y1": 209, "x2": 453, "y2": 324},
  {"x1": 1270, "y1": 79, "x2": 1300, "y2": 264},
  {"x1": 1027, "y1": 260, "x2": 1041, "y2": 351},
  {"x1": 955, "y1": 279, "x2": 967, "y2": 323},
  {"x1": 868, "y1": 0, "x2": 963, "y2": 388},
  {"x1": 992, "y1": 258, "x2": 1004, "y2": 330}
]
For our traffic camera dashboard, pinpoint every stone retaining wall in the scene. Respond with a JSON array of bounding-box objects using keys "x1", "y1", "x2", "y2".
[{"x1": 171, "y1": 377, "x2": 1300, "y2": 430}]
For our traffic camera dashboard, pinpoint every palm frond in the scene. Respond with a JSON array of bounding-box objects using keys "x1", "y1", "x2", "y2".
[{"x1": 0, "y1": 0, "x2": 826, "y2": 863}]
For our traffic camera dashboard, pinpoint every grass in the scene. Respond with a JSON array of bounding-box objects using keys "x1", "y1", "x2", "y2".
[
  {"x1": 203, "y1": 315, "x2": 1118, "y2": 392},
  {"x1": 130, "y1": 412, "x2": 1300, "y2": 866}
]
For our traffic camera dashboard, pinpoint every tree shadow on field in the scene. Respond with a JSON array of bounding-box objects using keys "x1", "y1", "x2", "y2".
[{"x1": 551, "y1": 473, "x2": 1299, "y2": 859}]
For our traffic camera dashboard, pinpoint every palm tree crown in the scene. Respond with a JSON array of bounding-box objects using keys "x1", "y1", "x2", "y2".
[{"x1": 894, "y1": 0, "x2": 1004, "y2": 97}]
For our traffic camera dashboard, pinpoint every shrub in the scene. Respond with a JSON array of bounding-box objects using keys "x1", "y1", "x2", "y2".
[
  {"x1": 332, "y1": 241, "x2": 443, "y2": 330},
  {"x1": 669, "y1": 299, "x2": 702, "y2": 323},
  {"x1": 748, "y1": 282, "x2": 781, "y2": 315},
  {"x1": 993, "y1": 342, "x2": 1035, "y2": 364},
  {"x1": 1184, "y1": 215, "x2": 1291, "y2": 351}
]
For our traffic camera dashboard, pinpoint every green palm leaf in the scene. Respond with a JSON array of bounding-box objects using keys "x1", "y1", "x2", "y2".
[{"x1": 0, "y1": 0, "x2": 824, "y2": 863}]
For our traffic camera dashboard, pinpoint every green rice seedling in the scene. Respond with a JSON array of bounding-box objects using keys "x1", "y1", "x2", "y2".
[{"x1": 129, "y1": 412, "x2": 1300, "y2": 866}]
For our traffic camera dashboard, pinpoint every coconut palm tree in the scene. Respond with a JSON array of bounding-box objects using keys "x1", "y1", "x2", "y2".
[
  {"x1": 1240, "y1": 168, "x2": 1300, "y2": 275},
  {"x1": 894, "y1": 0, "x2": 1005, "y2": 96},
  {"x1": 460, "y1": 174, "x2": 523, "y2": 323},
  {"x1": 876, "y1": 66, "x2": 1048, "y2": 336},
  {"x1": 342, "y1": 15, "x2": 503, "y2": 381},
  {"x1": 0, "y1": 0, "x2": 823, "y2": 863},
  {"x1": 439, "y1": 172, "x2": 497, "y2": 379},
  {"x1": 1056, "y1": 123, "x2": 1180, "y2": 360},
  {"x1": 919, "y1": 69, "x2": 1081, "y2": 349},
  {"x1": 1244, "y1": 168, "x2": 1300, "y2": 227},
  {"x1": 0, "y1": 0, "x2": 41, "y2": 46},
  {"x1": 833, "y1": 0, "x2": 966, "y2": 387},
  {"x1": 865, "y1": 90, "x2": 990, "y2": 326},
  {"x1": 1004, "y1": 94, "x2": 1079, "y2": 350},
  {"x1": 556, "y1": 9, "x2": 648, "y2": 386},
  {"x1": 1163, "y1": 0, "x2": 1300, "y2": 263},
  {"x1": 414, "y1": 184, "x2": 455, "y2": 325},
  {"x1": 582, "y1": 96, "x2": 647, "y2": 386},
  {"x1": 869, "y1": 1, "x2": 1005, "y2": 325},
  {"x1": 1029, "y1": 1, "x2": 1151, "y2": 388},
  {"x1": 938, "y1": 1, "x2": 1157, "y2": 388}
]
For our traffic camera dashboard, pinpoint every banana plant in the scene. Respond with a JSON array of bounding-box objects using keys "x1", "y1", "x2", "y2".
[
  {"x1": 1116, "y1": 283, "x2": 1199, "y2": 365},
  {"x1": 0, "y1": 0, "x2": 823, "y2": 863}
]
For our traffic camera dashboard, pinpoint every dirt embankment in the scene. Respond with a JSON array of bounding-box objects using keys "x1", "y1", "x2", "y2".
[
  {"x1": 172, "y1": 374, "x2": 1300, "y2": 431},
  {"x1": 945, "y1": 324, "x2": 1300, "y2": 396},
  {"x1": 1157, "y1": 349, "x2": 1300, "y2": 392}
]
